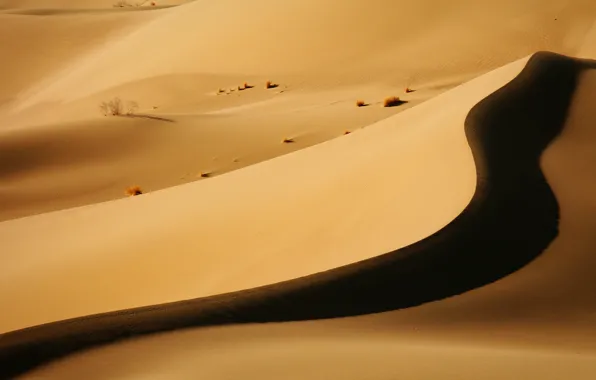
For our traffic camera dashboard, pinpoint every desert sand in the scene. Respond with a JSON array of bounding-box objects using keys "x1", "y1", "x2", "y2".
[
  {"x1": 1, "y1": 0, "x2": 596, "y2": 379},
  {"x1": 3, "y1": 0, "x2": 596, "y2": 221}
]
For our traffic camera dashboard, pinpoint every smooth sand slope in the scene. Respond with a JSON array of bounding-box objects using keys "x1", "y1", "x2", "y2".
[
  {"x1": 3, "y1": 52, "x2": 596, "y2": 378},
  {"x1": 2, "y1": 0, "x2": 596, "y2": 221}
]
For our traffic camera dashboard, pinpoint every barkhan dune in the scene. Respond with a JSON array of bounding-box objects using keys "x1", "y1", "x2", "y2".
[{"x1": 1, "y1": 0, "x2": 596, "y2": 379}]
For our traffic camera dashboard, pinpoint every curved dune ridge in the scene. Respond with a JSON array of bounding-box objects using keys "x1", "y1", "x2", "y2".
[{"x1": 1, "y1": 52, "x2": 593, "y2": 378}]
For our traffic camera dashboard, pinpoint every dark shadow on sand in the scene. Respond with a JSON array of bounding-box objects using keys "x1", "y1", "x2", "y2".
[
  {"x1": 122, "y1": 114, "x2": 175, "y2": 123},
  {"x1": 384, "y1": 99, "x2": 408, "y2": 107}
]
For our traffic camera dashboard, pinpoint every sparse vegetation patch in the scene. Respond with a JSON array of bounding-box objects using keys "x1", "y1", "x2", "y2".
[
  {"x1": 99, "y1": 97, "x2": 139, "y2": 116},
  {"x1": 126, "y1": 186, "x2": 143, "y2": 196},
  {"x1": 265, "y1": 80, "x2": 279, "y2": 89},
  {"x1": 383, "y1": 96, "x2": 404, "y2": 107}
]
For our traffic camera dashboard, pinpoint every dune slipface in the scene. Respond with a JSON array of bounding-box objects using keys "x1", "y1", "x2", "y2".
[{"x1": 0, "y1": 52, "x2": 590, "y2": 378}]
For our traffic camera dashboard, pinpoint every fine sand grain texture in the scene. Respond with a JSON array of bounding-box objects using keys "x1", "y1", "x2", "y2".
[{"x1": 3, "y1": 52, "x2": 596, "y2": 379}]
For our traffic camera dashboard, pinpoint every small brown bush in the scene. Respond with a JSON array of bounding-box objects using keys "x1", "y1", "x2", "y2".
[
  {"x1": 383, "y1": 96, "x2": 403, "y2": 107},
  {"x1": 100, "y1": 97, "x2": 123, "y2": 116},
  {"x1": 265, "y1": 80, "x2": 278, "y2": 89},
  {"x1": 282, "y1": 137, "x2": 294, "y2": 143},
  {"x1": 356, "y1": 100, "x2": 366, "y2": 107},
  {"x1": 126, "y1": 186, "x2": 143, "y2": 196}
]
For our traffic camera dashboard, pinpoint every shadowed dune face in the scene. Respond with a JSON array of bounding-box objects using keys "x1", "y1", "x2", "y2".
[
  {"x1": 367, "y1": 60, "x2": 596, "y2": 328},
  {"x1": 0, "y1": 52, "x2": 592, "y2": 379}
]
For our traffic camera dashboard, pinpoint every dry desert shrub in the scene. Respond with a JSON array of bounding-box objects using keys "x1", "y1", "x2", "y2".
[
  {"x1": 356, "y1": 100, "x2": 366, "y2": 107},
  {"x1": 126, "y1": 186, "x2": 143, "y2": 196},
  {"x1": 282, "y1": 137, "x2": 294, "y2": 143},
  {"x1": 99, "y1": 98, "x2": 138, "y2": 116},
  {"x1": 99, "y1": 97, "x2": 123, "y2": 116},
  {"x1": 383, "y1": 96, "x2": 403, "y2": 107},
  {"x1": 265, "y1": 80, "x2": 278, "y2": 89}
]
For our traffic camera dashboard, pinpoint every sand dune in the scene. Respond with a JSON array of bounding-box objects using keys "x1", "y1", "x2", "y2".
[
  {"x1": 18, "y1": 330, "x2": 596, "y2": 379},
  {"x1": 2, "y1": 0, "x2": 596, "y2": 378},
  {"x1": 0, "y1": 11, "x2": 152, "y2": 106},
  {"x1": 2, "y1": 0, "x2": 596, "y2": 222},
  {"x1": 4, "y1": 52, "x2": 596, "y2": 378},
  {"x1": 11, "y1": 0, "x2": 596, "y2": 106},
  {"x1": 0, "y1": 53, "x2": 490, "y2": 332},
  {"x1": 18, "y1": 328, "x2": 596, "y2": 380}
]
